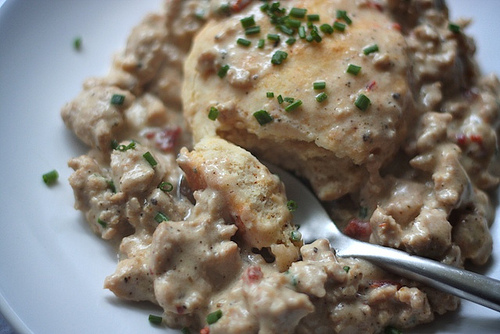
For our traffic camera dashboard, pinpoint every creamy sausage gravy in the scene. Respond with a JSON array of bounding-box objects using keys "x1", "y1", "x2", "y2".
[{"x1": 62, "y1": 0, "x2": 500, "y2": 333}]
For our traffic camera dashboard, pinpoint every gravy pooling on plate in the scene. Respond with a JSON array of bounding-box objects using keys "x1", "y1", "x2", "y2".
[{"x1": 61, "y1": 0, "x2": 500, "y2": 333}]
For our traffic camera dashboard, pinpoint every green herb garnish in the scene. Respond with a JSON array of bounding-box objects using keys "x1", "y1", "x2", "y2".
[
  {"x1": 315, "y1": 92, "x2": 328, "y2": 102},
  {"x1": 97, "y1": 218, "x2": 107, "y2": 228},
  {"x1": 154, "y1": 212, "x2": 169, "y2": 223},
  {"x1": 290, "y1": 230, "x2": 302, "y2": 242},
  {"x1": 206, "y1": 310, "x2": 223, "y2": 325},
  {"x1": 253, "y1": 110, "x2": 273, "y2": 125},
  {"x1": 237, "y1": 38, "x2": 252, "y2": 46},
  {"x1": 271, "y1": 50, "x2": 288, "y2": 65},
  {"x1": 148, "y1": 314, "x2": 163, "y2": 325},
  {"x1": 363, "y1": 44, "x2": 379, "y2": 55},
  {"x1": 110, "y1": 94, "x2": 125, "y2": 105},
  {"x1": 287, "y1": 200, "x2": 298, "y2": 211},
  {"x1": 346, "y1": 64, "x2": 361, "y2": 75},
  {"x1": 320, "y1": 23, "x2": 334, "y2": 34},
  {"x1": 42, "y1": 170, "x2": 59, "y2": 185},
  {"x1": 289, "y1": 7, "x2": 307, "y2": 18},
  {"x1": 208, "y1": 106, "x2": 219, "y2": 120},
  {"x1": 159, "y1": 181, "x2": 173, "y2": 192},
  {"x1": 217, "y1": 64, "x2": 230, "y2": 78},
  {"x1": 313, "y1": 81, "x2": 326, "y2": 90},
  {"x1": 285, "y1": 100, "x2": 302, "y2": 112},
  {"x1": 448, "y1": 22, "x2": 460, "y2": 33},
  {"x1": 143, "y1": 151, "x2": 158, "y2": 167},
  {"x1": 355, "y1": 94, "x2": 371, "y2": 111},
  {"x1": 240, "y1": 15, "x2": 256, "y2": 28}
]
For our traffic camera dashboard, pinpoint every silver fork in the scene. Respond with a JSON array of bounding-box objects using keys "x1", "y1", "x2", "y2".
[{"x1": 270, "y1": 164, "x2": 500, "y2": 312}]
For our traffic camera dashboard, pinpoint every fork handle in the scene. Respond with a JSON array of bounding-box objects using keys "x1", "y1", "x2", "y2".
[{"x1": 336, "y1": 241, "x2": 500, "y2": 312}]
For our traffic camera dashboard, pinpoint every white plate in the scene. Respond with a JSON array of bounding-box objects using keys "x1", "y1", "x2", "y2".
[{"x1": 0, "y1": 1, "x2": 498, "y2": 333}]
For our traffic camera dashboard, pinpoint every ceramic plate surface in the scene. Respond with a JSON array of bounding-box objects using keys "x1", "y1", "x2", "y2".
[{"x1": 0, "y1": 1, "x2": 499, "y2": 333}]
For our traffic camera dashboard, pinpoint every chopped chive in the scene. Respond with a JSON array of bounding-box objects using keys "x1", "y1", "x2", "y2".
[
  {"x1": 336, "y1": 10, "x2": 352, "y2": 25},
  {"x1": 148, "y1": 314, "x2": 163, "y2": 325},
  {"x1": 111, "y1": 139, "x2": 119, "y2": 150},
  {"x1": 346, "y1": 64, "x2": 362, "y2": 75},
  {"x1": 194, "y1": 8, "x2": 206, "y2": 20},
  {"x1": 298, "y1": 26, "x2": 306, "y2": 39},
  {"x1": 286, "y1": 37, "x2": 296, "y2": 45},
  {"x1": 240, "y1": 15, "x2": 255, "y2": 28},
  {"x1": 320, "y1": 23, "x2": 334, "y2": 34},
  {"x1": 333, "y1": 21, "x2": 346, "y2": 32},
  {"x1": 285, "y1": 270, "x2": 299, "y2": 286},
  {"x1": 73, "y1": 36, "x2": 82, "y2": 50},
  {"x1": 106, "y1": 179, "x2": 116, "y2": 193},
  {"x1": 316, "y1": 92, "x2": 328, "y2": 102},
  {"x1": 253, "y1": 110, "x2": 273, "y2": 125},
  {"x1": 143, "y1": 151, "x2": 158, "y2": 167},
  {"x1": 181, "y1": 328, "x2": 191, "y2": 334},
  {"x1": 245, "y1": 25, "x2": 261, "y2": 35},
  {"x1": 115, "y1": 141, "x2": 136, "y2": 152},
  {"x1": 267, "y1": 33, "x2": 280, "y2": 41},
  {"x1": 355, "y1": 94, "x2": 371, "y2": 111},
  {"x1": 290, "y1": 230, "x2": 302, "y2": 242},
  {"x1": 310, "y1": 28, "x2": 322, "y2": 42},
  {"x1": 217, "y1": 3, "x2": 231, "y2": 16},
  {"x1": 154, "y1": 212, "x2": 169, "y2": 223},
  {"x1": 159, "y1": 181, "x2": 174, "y2": 192},
  {"x1": 208, "y1": 106, "x2": 219, "y2": 120},
  {"x1": 266, "y1": 92, "x2": 274, "y2": 98},
  {"x1": 97, "y1": 218, "x2": 107, "y2": 228},
  {"x1": 206, "y1": 310, "x2": 223, "y2": 325},
  {"x1": 313, "y1": 81, "x2": 326, "y2": 90},
  {"x1": 257, "y1": 39, "x2": 265, "y2": 48},
  {"x1": 284, "y1": 97, "x2": 294, "y2": 103},
  {"x1": 289, "y1": 7, "x2": 307, "y2": 18},
  {"x1": 277, "y1": 95, "x2": 284, "y2": 104},
  {"x1": 343, "y1": 265, "x2": 350, "y2": 273},
  {"x1": 287, "y1": 200, "x2": 298, "y2": 211},
  {"x1": 269, "y1": 2, "x2": 282, "y2": 13},
  {"x1": 359, "y1": 206, "x2": 368, "y2": 218},
  {"x1": 285, "y1": 99, "x2": 302, "y2": 112},
  {"x1": 448, "y1": 22, "x2": 460, "y2": 33},
  {"x1": 278, "y1": 24, "x2": 294, "y2": 35},
  {"x1": 306, "y1": 35, "x2": 314, "y2": 42},
  {"x1": 363, "y1": 44, "x2": 379, "y2": 55},
  {"x1": 217, "y1": 64, "x2": 230, "y2": 78},
  {"x1": 384, "y1": 326, "x2": 402, "y2": 334},
  {"x1": 271, "y1": 50, "x2": 288, "y2": 65},
  {"x1": 286, "y1": 18, "x2": 302, "y2": 28},
  {"x1": 42, "y1": 169, "x2": 59, "y2": 185},
  {"x1": 110, "y1": 94, "x2": 125, "y2": 105},
  {"x1": 237, "y1": 38, "x2": 251, "y2": 46},
  {"x1": 307, "y1": 14, "x2": 320, "y2": 22}
]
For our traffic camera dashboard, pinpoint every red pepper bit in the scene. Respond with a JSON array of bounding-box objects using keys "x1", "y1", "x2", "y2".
[
  {"x1": 143, "y1": 126, "x2": 182, "y2": 153},
  {"x1": 366, "y1": 1, "x2": 384, "y2": 11},
  {"x1": 243, "y1": 265, "x2": 263, "y2": 284},
  {"x1": 366, "y1": 80, "x2": 377, "y2": 91},
  {"x1": 176, "y1": 305, "x2": 185, "y2": 315},
  {"x1": 344, "y1": 218, "x2": 372, "y2": 241},
  {"x1": 456, "y1": 133, "x2": 467, "y2": 147},
  {"x1": 470, "y1": 134, "x2": 483, "y2": 145},
  {"x1": 370, "y1": 279, "x2": 401, "y2": 289},
  {"x1": 231, "y1": 0, "x2": 252, "y2": 12},
  {"x1": 456, "y1": 133, "x2": 484, "y2": 147},
  {"x1": 200, "y1": 327, "x2": 210, "y2": 334},
  {"x1": 392, "y1": 22, "x2": 401, "y2": 31}
]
